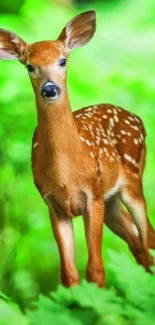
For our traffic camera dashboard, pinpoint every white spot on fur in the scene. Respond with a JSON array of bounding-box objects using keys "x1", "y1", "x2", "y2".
[
  {"x1": 85, "y1": 107, "x2": 93, "y2": 112},
  {"x1": 120, "y1": 130, "x2": 126, "y2": 135},
  {"x1": 90, "y1": 152, "x2": 94, "y2": 158},
  {"x1": 86, "y1": 139, "x2": 92, "y2": 146},
  {"x1": 110, "y1": 118, "x2": 115, "y2": 127},
  {"x1": 85, "y1": 113, "x2": 92, "y2": 118},
  {"x1": 80, "y1": 136, "x2": 85, "y2": 142},
  {"x1": 125, "y1": 119, "x2": 130, "y2": 125},
  {"x1": 33, "y1": 142, "x2": 38, "y2": 149},
  {"x1": 112, "y1": 139, "x2": 118, "y2": 145},
  {"x1": 103, "y1": 139, "x2": 109, "y2": 145},
  {"x1": 83, "y1": 125, "x2": 88, "y2": 131},
  {"x1": 130, "y1": 125, "x2": 139, "y2": 131},
  {"x1": 124, "y1": 154, "x2": 139, "y2": 168},
  {"x1": 128, "y1": 116, "x2": 135, "y2": 122},
  {"x1": 113, "y1": 108, "x2": 117, "y2": 115},
  {"x1": 134, "y1": 138, "x2": 138, "y2": 145},
  {"x1": 114, "y1": 115, "x2": 119, "y2": 122},
  {"x1": 134, "y1": 117, "x2": 140, "y2": 123},
  {"x1": 96, "y1": 139, "x2": 100, "y2": 146}
]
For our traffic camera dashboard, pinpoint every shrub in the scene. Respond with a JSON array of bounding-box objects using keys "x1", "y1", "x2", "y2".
[{"x1": 1, "y1": 251, "x2": 155, "y2": 325}]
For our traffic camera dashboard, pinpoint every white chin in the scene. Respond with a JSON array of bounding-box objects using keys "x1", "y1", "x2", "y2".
[{"x1": 45, "y1": 94, "x2": 60, "y2": 102}]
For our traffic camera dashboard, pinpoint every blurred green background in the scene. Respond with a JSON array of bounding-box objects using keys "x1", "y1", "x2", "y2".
[{"x1": 0, "y1": 0, "x2": 155, "y2": 318}]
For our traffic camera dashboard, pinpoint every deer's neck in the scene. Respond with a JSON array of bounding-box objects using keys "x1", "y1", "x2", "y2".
[{"x1": 36, "y1": 93, "x2": 78, "y2": 157}]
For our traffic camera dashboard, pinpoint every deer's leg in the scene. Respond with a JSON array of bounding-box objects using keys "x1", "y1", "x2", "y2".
[
  {"x1": 83, "y1": 198, "x2": 105, "y2": 287},
  {"x1": 49, "y1": 208, "x2": 79, "y2": 287},
  {"x1": 105, "y1": 197, "x2": 154, "y2": 270},
  {"x1": 119, "y1": 181, "x2": 154, "y2": 269},
  {"x1": 120, "y1": 184, "x2": 147, "y2": 250},
  {"x1": 147, "y1": 219, "x2": 155, "y2": 250}
]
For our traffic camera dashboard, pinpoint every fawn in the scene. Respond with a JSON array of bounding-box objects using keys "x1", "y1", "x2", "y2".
[{"x1": 0, "y1": 11, "x2": 155, "y2": 287}]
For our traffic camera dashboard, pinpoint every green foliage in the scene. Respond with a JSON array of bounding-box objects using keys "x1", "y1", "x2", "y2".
[
  {"x1": 0, "y1": 296, "x2": 29, "y2": 325},
  {"x1": 27, "y1": 252, "x2": 155, "y2": 325},
  {"x1": 0, "y1": 0, "x2": 155, "y2": 322},
  {"x1": 1, "y1": 252, "x2": 155, "y2": 325}
]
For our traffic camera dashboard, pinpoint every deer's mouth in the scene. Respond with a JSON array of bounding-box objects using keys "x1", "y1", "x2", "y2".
[{"x1": 41, "y1": 81, "x2": 61, "y2": 101}]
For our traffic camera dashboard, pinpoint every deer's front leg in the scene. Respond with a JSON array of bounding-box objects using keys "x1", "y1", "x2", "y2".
[
  {"x1": 49, "y1": 208, "x2": 79, "y2": 287},
  {"x1": 83, "y1": 197, "x2": 105, "y2": 287}
]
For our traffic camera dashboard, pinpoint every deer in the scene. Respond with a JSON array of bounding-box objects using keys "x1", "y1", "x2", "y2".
[{"x1": 0, "y1": 10, "x2": 155, "y2": 288}]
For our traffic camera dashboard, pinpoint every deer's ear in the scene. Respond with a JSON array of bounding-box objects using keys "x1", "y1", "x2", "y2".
[
  {"x1": 58, "y1": 10, "x2": 96, "y2": 52},
  {"x1": 0, "y1": 29, "x2": 27, "y2": 60}
]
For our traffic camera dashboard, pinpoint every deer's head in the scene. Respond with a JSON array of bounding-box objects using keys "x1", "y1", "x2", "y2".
[{"x1": 0, "y1": 11, "x2": 96, "y2": 103}]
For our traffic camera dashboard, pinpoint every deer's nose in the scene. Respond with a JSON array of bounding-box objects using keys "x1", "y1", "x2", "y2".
[{"x1": 41, "y1": 81, "x2": 61, "y2": 100}]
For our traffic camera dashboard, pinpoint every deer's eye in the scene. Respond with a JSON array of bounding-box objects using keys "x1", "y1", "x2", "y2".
[
  {"x1": 59, "y1": 58, "x2": 66, "y2": 67},
  {"x1": 26, "y1": 64, "x2": 35, "y2": 73}
]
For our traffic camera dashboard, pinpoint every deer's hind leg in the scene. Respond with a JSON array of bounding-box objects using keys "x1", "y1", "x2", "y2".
[
  {"x1": 105, "y1": 196, "x2": 154, "y2": 271},
  {"x1": 120, "y1": 179, "x2": 149, "y2": 253},
  {"x1": 147, "y1": 219, "x2": 155, "y2": 250}
]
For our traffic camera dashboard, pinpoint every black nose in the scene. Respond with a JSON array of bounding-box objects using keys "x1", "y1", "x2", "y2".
[{"x1": 41, "y1": 82, "x2": 61, "y2": 99}]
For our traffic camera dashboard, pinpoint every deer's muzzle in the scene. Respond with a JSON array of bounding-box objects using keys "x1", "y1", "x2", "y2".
[{"x1": 41, "y1": 81, "x2": 61, "y2": 101}]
